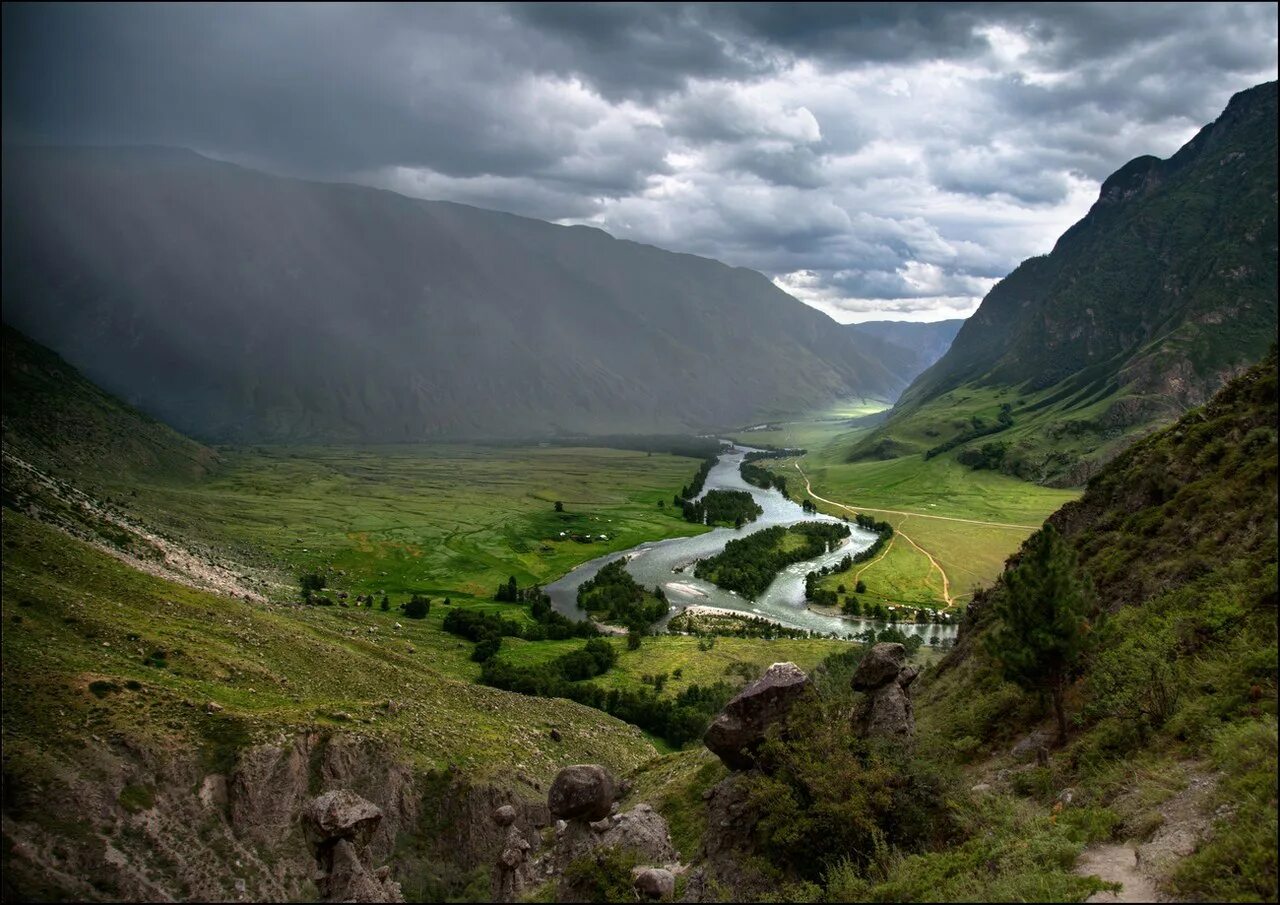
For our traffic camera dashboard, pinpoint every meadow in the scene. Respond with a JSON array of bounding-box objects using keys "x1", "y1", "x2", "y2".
[
  {"x1": 120, "y1": 443, "x2": 709, "y2": 601},
  {"x1": 730, "y1": 411, "x2": 1079, "y2": 609}
]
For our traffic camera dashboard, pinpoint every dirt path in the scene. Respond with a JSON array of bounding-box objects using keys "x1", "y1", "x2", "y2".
[
  {"x1": 1075, "y1": 846, "x2": 1161, "y2": 903},
  {"x1": 1073, "y1": 764, "x2": 1219, "y2": 902},
  {"x1": 793, "y1": 463, "x2": 1041, "y2": 531},
  {"x1": 893, "y1": 518, "x2": 954, "y2": 606},
  {"x1": 795, "y1": 465, "x2": 955, "y2": 606},
  {"x1": 853, "y1": 534, "x2": 896, "y2": 581}
]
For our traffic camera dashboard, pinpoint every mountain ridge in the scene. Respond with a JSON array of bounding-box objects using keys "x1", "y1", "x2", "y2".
[
  {"x1": 1, "y1": 145, "x2": 908, "y2": 443},
  {"x1": 853, "y1": 79, "x2": 1278, "y2": 484}
]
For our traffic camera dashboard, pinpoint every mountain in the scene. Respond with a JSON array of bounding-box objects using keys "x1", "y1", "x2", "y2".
[
  {"x1": 0, "y1": 147, "x2": 905, "y2": 443},
  {"x1": 852, "y1": 81, "x2": 1277, "y2": 484},
  {"x1": 845, "y1": 319, "x2": 964, "y2": 382},
  {"x1": 1, "y1": 325, "x2": 219, "y2": 482},
  {"x1": 912, "y1": 347, "x2": 1277, "y2": 901}
]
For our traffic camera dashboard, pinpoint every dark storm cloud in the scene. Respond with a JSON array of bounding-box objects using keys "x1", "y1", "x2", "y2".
[{"x1": 3, "y1": 2, "x2": 1276, "y2": 321}]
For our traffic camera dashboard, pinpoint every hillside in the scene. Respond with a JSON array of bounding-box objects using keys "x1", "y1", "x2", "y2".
[
  {"x1": 845, "y1": 319, "x2": 964, "y2": 383},
  {"x1": 913, "y1": 347, "x2": 1278, "y2": 899},
  {"x1": 690, "y1": 349, "x2": 1276, "y2": 903},
  {"x1": 853, "y1": 81, "x2": 1277, "y2": 485},
  {"x1": 0, "y1": 147, "x2": 905, "y2": 443},
  {"x1": 1, "y1": 325, "x2": 219, "y2": 482}
]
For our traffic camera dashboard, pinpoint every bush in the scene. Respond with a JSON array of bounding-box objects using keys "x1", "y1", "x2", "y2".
[{"x1": 403, "y1": 594, "x2": 431, "y2": 619}]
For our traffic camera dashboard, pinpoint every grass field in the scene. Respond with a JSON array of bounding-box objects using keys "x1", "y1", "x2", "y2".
[
  {"x1": 0, "y1": 511, "x2": 658, "y2": 780},
  {"x1": 119, "y1": 444, "x2": 708, "y2": 601},
  {"x1": 731, "y1": 413, "x2": 1079, "y2": 609},
  {"x1": 495, "y1": 633, "x2": 851, "y2": 699}
]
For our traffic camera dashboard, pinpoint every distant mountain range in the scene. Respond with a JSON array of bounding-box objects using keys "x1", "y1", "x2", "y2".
[
  {"x1": 845, "y1": 320, "x2": 964, "y2": 382},
  {"x1": 853, "y1": 80, "x2": 1277, "y2": 485},
  {"x1": 1, "y1": 147, "x2": 917, "y2": 443}
]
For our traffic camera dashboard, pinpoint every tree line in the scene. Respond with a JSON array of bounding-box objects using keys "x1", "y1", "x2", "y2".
[
  {"x1": 576, "y1": 559, "x2": 669, "y2": 631},
  {"x1": 680, "y1": 488, "x2": 764, "y2": 526},
  {"x1": 695, "y1": 521, "x2": 851, "y2": 599}
]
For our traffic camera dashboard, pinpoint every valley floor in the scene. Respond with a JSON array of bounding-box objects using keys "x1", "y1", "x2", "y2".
[{"x1": 728, "y1": 412, "x2": 1079, "y2": 611}]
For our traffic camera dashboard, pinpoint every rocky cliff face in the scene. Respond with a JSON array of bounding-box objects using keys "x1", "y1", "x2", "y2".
[{"x1": 0, "y1": 730, "x2": 550, "y2": 902}]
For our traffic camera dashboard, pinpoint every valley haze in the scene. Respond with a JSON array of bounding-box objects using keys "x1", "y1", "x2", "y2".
[{"x1": 1, "y1": 4, "x2": 1276, "y2": 905}]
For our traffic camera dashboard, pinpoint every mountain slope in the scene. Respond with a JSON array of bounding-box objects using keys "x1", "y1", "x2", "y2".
[
  {"x1": 845, "y1": 319, "x2": 964, "y2": 383},
  {"x1": 854, "y1": 81, "x2": 1277, "y2": 484},
  {"x1": 1, "y1": 147, "x2": 903, "y2": 442},
  {"x1": 1, "y1": 325, "x2": 219, "y2": 482},
  {"x1": 912, "y1": 347, "x2": 1277, "y2": 900}
]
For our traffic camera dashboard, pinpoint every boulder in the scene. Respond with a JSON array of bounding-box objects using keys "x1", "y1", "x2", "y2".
[
  {"x1": 547, "y1": 764, "x2": 616, "y2": 822},
  {"x1": 301, "y1": 790, "x2": 402, "y2": 903},
  {"x1": 850, "y1": 643, "x2": 907, "y2": 690},
  {"x1": 704, "y1": 662, "x2": 810, "y2": 770},
  {"x1": 850, "y1": 643, "x2": 916, "y2": 739},
  {"x1": 302, "y1": 789, "x2": 384, "y2": 851},
  {"x1": 633, "y1": 866, "x2": 676, "y2": 900},
  {"x1": 492, "y1": 804, "x2": 517, "y2": 827}
]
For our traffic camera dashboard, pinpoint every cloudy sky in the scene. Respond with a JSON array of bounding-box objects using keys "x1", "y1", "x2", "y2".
[{"x1": 4, "y1": 3, "x2": 1276, "y2": 322}]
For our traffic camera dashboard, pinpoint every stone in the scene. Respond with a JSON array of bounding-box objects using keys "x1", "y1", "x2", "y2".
[
  {"x1": 850, "y1": 644, "x2": 917, "y2": 739},
  {"x1": 548, "y1": 764, "x2": 617, "y2": 822},
  {"x1": 302, "y1": 789, "x2": 384, "y2": 852},
  {"x1": 703, "y1": 662, "x2": 811, "y2": 770},
  {"x1": 850, "y1": 643, "x2": 907, "y2": 690},
  {"x1": 492, "y1": 804, "x2": 517, "y2": 827},
  {"x1": 205, "y1": 700, "x2": 224, "y2": 713},
  {"x1": 549, "y1": 728, "x2": 562, "y2": 742},
  {"x1": 633, "y1": 866, "x2": 676, "y2": 900}
]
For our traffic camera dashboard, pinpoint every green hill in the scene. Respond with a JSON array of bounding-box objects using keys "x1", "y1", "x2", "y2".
[
  {"x1": 853, "y1": 81, "x2": 1277, "y2": 485},
  {"x1": 1, "y1": 325, "x2": 219, "y2": 482}
]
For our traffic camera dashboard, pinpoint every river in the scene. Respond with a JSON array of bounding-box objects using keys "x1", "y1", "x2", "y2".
[{"x1": 545, "y1": 446, "x2": 958, "y2": 641}]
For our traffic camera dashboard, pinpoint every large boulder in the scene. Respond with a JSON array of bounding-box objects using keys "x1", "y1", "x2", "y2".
[
  {"x1": 302, "y1": 789, "x2": 384, "y2": 851},
  {"x1": 301, "y1": 791, "x2": 402, "y2": 903},
  {"x1": 850, "y1": 642, "x2": 907, "y2": 690},
  {"x1": 633, "y1": 866, "x2": 676, "y2": 900},
  {"x1": 547, "y1": 764, "x2": 617, "y2": 822},
  {"x1": 704, "y1": 662, "x2": 810, "y2": 770},
  {"x1": 850, "y1": 643, "x2": 916, "y2": 739}
]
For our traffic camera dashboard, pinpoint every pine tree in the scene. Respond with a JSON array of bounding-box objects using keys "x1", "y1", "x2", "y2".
[{"x1": 985, "y1": 524, "x2": 1092, "y2": 744}]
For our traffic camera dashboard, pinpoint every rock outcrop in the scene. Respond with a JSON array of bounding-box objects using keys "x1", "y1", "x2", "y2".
[
  {"x1": 850, "y1": 643, "x2": 917, "y2": 739},
  {"x1": 704, "y1": 662, "x2": 810, "y2": 770},
  {"x1": 301, "y1": 790, "x2": 404, "y2": 903},
  {"x1": 547, "y1": 764, "x2": 617, "y2": 822},
  {"x1": 633, "y1": 865, "x2": 676, "y2": 900}
]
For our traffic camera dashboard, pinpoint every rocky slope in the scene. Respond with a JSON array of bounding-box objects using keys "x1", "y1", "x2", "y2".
[
  {"x1": 854, "y1": 80, "x2": 1277, "y2": 484},
  {"x1": 2, "y1": 148, "x2": 905, "y2": 442}
]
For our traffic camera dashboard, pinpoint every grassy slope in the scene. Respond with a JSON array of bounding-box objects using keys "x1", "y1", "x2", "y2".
[
  {"x1": 911, "y1": 350, "x2": 1278, "y2": 901},
  {"x1": 0, "y1": 511, "x2": 657, "y2": 780},
  {"x1": 1, "y1": 325, "x2": 220, "y2": 482}
]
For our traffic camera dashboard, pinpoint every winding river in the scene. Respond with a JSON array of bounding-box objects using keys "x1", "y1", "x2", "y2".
[{"x1": 546, "y1": 447, "x2": 958, "y2": 641}]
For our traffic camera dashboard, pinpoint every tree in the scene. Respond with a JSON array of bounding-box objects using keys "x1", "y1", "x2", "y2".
[
  {"x1": 380, "y1": 595, "x2": 390, "y2": 611},
  {"x1": 403, "y1": 594, "x2": 431, "y2": 619},
  {"x1": 855, "y1": 579, "x2": 867, "y2": 595},
  {"x1": 299, "y1": 572, "x2": 326, "y2": 594},
  {"x1": 984, "y1": 525, "x2": 1091, "y2": 745},
  {"x1": 554, "y1": 501, "x2": 564, "y2": 512},
  {"x1": 627, "y1": 629, "x2": 643, "y2": 650}
]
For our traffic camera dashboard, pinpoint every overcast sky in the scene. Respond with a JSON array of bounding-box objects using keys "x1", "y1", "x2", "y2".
[{"x1": 4, "y1": 3, "x2": 1276, "y2": 323}]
